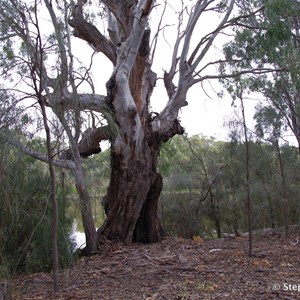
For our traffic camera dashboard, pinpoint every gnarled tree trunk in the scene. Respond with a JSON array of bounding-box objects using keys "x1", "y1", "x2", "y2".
[
  {"x1": 67, "y1": 0, "x2": 234, "y2": 245},
  {"x1": 98, "y1": 139, "x2": 162, "y2": 244},
  {"x1": 98, "y1": 116, "x2": 183, "y2": 244},
  {"x1": 97, "y1": 51, "x2": 184, "y2": 243}
]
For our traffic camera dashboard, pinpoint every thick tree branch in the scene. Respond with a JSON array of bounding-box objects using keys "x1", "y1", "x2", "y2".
[
  {"x1": 157, "y1": 0, "x2": 235, "y2": 128},
  {"x1": 142, "y1": 0, "x2": 153, "y2": 16},
  {"x1": 162, "y1": 1, "x2": 184, "y2": 99},
  {"x1": 163, "y1": 71, "x2": 177, "y2": 100},
  {"x1": 44, "y1": 0, "x2": 68, "y2": 88},
  {"x1": 180, "y1": 0, "x2": 214, "y2": 66},
  {"x1": 46, "y1": 92, "x2": 107, "y2": 113},
  {"x1": 68, "y1": 2, "x2": 117, "y2": 64},
  {"x1": 61, "y1": 126, "x2": 110, "y2": 160},
  {"x1": 107, "y1": 0, "x2": 155, "y2": 154}
]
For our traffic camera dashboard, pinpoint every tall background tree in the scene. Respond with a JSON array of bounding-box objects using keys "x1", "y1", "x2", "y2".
[
  {"x1": 220, "y1": 0, "x2": 300, "y2": 241},
  {"x1": 222, "y1": 0, "x2": 300, "y2": 151}
]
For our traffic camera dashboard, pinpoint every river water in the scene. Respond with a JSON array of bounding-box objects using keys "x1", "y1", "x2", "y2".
[{"x1": 71, "y1": 221, "x2": 86, "y2": 249}]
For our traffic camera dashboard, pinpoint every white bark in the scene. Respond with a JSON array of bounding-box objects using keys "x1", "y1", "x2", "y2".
[
  {"x1": 179, "y1": 0, "x2": 214, "y2": 66},
  {"x1": 153, "y1": 0, "x2": 235, "y2": 134},
  {"x1": 48, "y1": 93, "x2": 107, "y2": 113},
  {"x1": 107, "y1": 11, "x2": 122, "y2": 46},
  {"x1": 188, "y1": 0, "x2": 235, "y2": 73},
  {"x1": 112, "y1": 0, "x2": 155, "y2": 154}
]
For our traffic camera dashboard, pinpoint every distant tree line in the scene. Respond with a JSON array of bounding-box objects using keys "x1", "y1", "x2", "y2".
[{"x1": 158, "y1": 134, "x2": 300, "y2": 239}]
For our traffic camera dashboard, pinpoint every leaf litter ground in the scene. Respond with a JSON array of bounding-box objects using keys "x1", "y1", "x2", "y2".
[{"x1": 10, "y1": 227, "x2": 300, "y2": 299}]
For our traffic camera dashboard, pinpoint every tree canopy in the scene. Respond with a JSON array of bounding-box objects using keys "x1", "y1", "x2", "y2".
[{"x1": 222, "y1": 0, "x2": 300, "y2": 149}]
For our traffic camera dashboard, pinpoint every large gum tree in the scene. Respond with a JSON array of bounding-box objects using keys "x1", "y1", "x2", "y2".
[
  {"x1": 0, "y1": 0, "x2": 272, "y2": 248},
  {"x1": 69, "y1": 0, "x2": 236, "y2": 244}
]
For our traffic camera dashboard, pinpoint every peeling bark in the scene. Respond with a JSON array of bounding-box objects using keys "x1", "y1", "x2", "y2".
[{"x1": 134, "y1": 172, "x2": 164, "y2": 243}]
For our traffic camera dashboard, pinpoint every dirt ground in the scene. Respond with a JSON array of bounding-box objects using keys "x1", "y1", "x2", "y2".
[{"x1": 9, "y1": 227, "x2": 300, "y2": 299}]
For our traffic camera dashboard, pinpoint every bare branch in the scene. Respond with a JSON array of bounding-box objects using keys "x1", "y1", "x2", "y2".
[
  {"x1": 1, "y1": 133, "x2": 75, "y2": 169},
  {"x1": 191, "y1": 67, "x2": 285, "y2": 85},
  {"x1": 149, "y1": 1, "x2": 168, "y2": 64},
  {"x1": 189, "y1": 0, "x2": 235, "y2": 73},
  {"x1": 107, "y1": 10, "x2": 124, "y2": 46},
  {"x1": 180, "y1": 0, "x2": 214, "y2": 67},
  {"x1": 157, "y1": 0, "x2": 235, "y2": 126},
  {"x1": 44, "y1": 0, "x2": 68, "y2": 88},
  {"x1": 162, "y1": 2, "x2": 185, "y2": 99}
]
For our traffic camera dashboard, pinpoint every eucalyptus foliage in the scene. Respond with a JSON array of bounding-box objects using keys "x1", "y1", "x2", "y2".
[{"x1": 222, "y1": 0, "x2": 300, "y2": 148}]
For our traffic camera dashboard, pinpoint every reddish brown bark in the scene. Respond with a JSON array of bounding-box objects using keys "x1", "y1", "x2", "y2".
[
  {"x1": 97, "y1": 130, "x2": 164, "y2": 244},
  {"x1": 97, "y1": 116, "x2": 184, "y2": 244},
  {"x1": 134, "y1": 172, "x2": 164, "y2": 243},
  {"x1": 61, "y1": 126, "x2": 110, "y2": 160}
]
